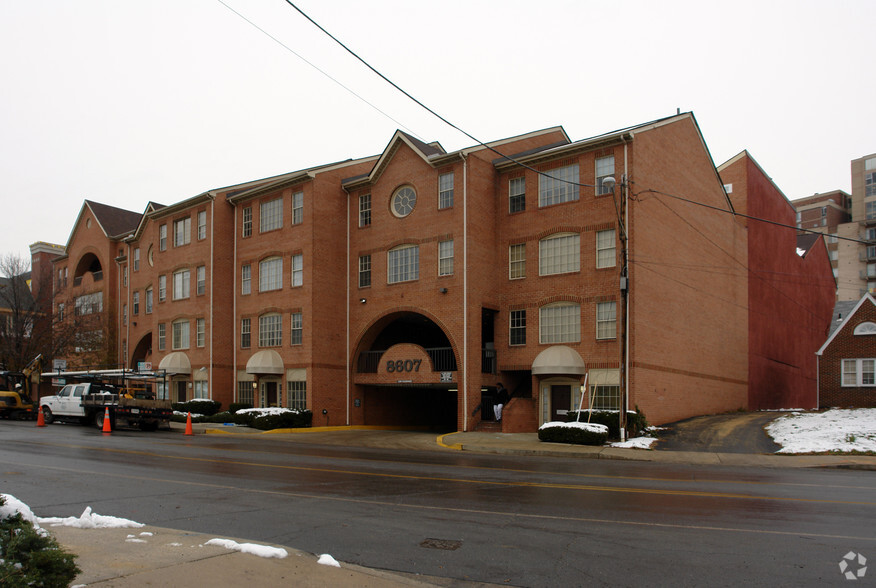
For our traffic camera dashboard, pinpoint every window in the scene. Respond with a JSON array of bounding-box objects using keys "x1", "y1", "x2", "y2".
[
  {"x1": 236, "y1": 381, "x2": 253, "y2": 405},
  {"x1": 868, "y1": 228, "x2": 876, "y2": 241},
  {"x1": 157, "y1": 323, "x2": 166, "y2": 350},
  {"x1": 173, "y1": 269, "x2": 190, "y2": 300},
  {"x1": 359, "y1": 194, "x2": 371, "y2": 227},
  {"x1": 122, "y1": 303, "x2": 127, "y2": 325},
  {"x1": 260, "y1": 197, "x2": 283, "y2": 232},
  {"x1": 388, "y1": 244, "x2": 419, "y2": 283},
  {"x1": 132, "y1": 291, "x2": 140, "y2": 315},
  {"x1": 538, "y1": 164, "x2": 579, "y2": 206},
  {"x1": 287, "y1": 380, "x2": 306, "y2": 410},
  {"x1": 438, "y1": 172, "x2": 454, "y2": 209},
  {"x1": 259, "y1": 257, "x2": 282, "y2": 292},
  {"x1": 392, "y1": 186, "x2": 417, "y2": 218},
  {"x1": 291, "y1": 253, "x2": 303, "y2": 287},
  {"x1": 174, "y1": 217, "x2": 191, "y2": 247},
  {"x1": 241, "y1": 318, "x2": 251, "y2": 348},
  {"x1": 290, "y1": 312, "x2": 303, "y2": 345},
  {"x1": 539, "y1": 233, "x2": 580, "y2": 275},
  {"x1": 159, "y1": 224, "x2": 167, "y2": 251},
  {"x1": 145, "y1": 287, "x2": 153, "y2": 314},
  {"x1": 591, "y1": 385, "x2": 620, "y2": 410},
  {"x1": 596, "y1": 301, "x2": 617, "y2": 340},
  {"x1": 74, "y1": 292, "x2": 103, "y2": 316},
  {"x1": 57, "y1": 302, "x2": 64, "y2": 321},
  {"x1": 438, "y1": 239, "x2": 454, "y2": 276},
  {"x1": 359, "y1": 255, "x2": 371, "y2": 288},
  {"x1": 158, "y1": 275, "x2": 166, "y2": 301},
  {"x1": 147, "y1": 245, "x2": 154, "y2": 267},
  {"x1": 241, "y1": 264, "x2": 251, "y2": 295},
  {"x1": 866, "y1": 172, "x2": 876, "y2": 198},
  {"x1": 172, "y1": 319, "x2": 190, "y2": 350},
  {"x1": 196, "y1": 265, "x2": 206, "y2": 295},
  {"x1": 123, "y1": 267, "x2": 127, "y2": 287},
  {"x1": 242, "y1": 206, "x2": 252, "y2": 237},
  {"x1": 540, "y1": 303, "x2": 580, "y2": 344},
  {"x1": 867, "y1": 157, "x2": 876, "y2": 171},
  {"x1": 194, "y1": 380, "x2": 208, "y2": 399},
  {"x1": 133, "y1": 248, "x2": 140, "y2": 271},
  {"x1": 596, "y1": 229, "x2": 616, "y2": 268},
  {"x1": 259, "y1": 313, "x2": 282, "y2": 347},
  {"x1": 509, "y1": 177, "x2": 525, "y2": 213},
  {"x1": 198, "y1": 210, "x2": 207, "y2": 240},
  {"x1": 196, "y1": 318, "x2": 205, "y2": 347},
  {"x1": 596, "y1": 155, "x2": 615, "y2": 195},
  {"x1": 867, "y1": 201, "x2": 876, "y2": 221},
  {"x1": 509, "y1": 244, "x2": 526, "y2": 279},
  {"x1": 292, "y1": 191, "x2": 304, "y2": 225},
  {"x1": 842, "y1": 359, "x2": 876, "y2": 386},
  {"x1": 510, "y1": 309, "x2": 526, "y2": 346}
]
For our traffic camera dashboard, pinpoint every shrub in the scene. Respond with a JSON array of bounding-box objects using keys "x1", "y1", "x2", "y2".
[
  {"x1": 172, "y1": 399, "x2": 221, "y2": 416},
  {"x1": 538, "y1": 422, "x2": 608, "y2": 446},
  {"x1": 235, "y1": 409, "x2": 313, "y2": 430},
  {"x1": 565, "y1": 407, "x2": 648, "y2": 439}
]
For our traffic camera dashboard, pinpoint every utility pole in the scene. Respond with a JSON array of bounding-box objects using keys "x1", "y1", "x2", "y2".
[{"x1": 604, "y1": 175, "x2": 628, "y2": 442}]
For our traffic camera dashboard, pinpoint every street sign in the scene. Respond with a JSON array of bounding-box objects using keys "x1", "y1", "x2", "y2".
[{"x1": 53, "y1": 359, "x2": 67, "y2": 371}]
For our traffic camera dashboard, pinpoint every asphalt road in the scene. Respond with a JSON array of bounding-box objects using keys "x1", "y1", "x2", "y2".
[
  {"x1": 654, "y1": 412, "x2": 786, "y2": 453},
  {"x1": 2, "y1": 421, "x2": 875, "y2": 587}
]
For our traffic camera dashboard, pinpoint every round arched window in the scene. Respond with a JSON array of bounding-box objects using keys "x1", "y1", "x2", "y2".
[{"x1": 391, "y1": 186, "x2": 417, "y2": 218}]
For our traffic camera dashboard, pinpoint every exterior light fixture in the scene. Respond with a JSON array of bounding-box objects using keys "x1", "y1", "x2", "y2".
[{"x1": 359, "y1": 298, "x2": 367, "y2": 304}]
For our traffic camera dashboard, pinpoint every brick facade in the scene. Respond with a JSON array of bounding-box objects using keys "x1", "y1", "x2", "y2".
[{"x1": 818, "y1": 295, "x2": 876, "y2": 407}]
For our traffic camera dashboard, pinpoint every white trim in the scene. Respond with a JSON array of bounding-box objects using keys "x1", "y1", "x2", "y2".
[{"x1": 817, "y1": 293, "x2": 876, "y2": 355}]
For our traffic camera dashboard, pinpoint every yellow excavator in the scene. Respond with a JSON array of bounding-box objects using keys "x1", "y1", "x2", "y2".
[{"x1": 0, "y1": 355, "x2": 42, "y2": 420}]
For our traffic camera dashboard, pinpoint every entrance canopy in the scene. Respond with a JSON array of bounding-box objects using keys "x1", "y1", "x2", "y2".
[
  {"x1": 532, "y1": 345, "x2": 586, "y2": 376},
  {"x1": 158, "y1": 352, "x2": 191, "y2": 375},
  {"x1": 246, "y1": 350, "x2": 284, "y2": 375}
]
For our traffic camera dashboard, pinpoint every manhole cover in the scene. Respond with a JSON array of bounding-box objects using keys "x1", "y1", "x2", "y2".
[{"x1": 420, "y1": 538, "x2": 462, "y2": 551}]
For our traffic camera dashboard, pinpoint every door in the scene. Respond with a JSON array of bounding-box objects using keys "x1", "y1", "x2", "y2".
[
  {"x1": 550, "y1": 384, "x2": 571, "y2": 422},
  {"x1": 176, "y1": 380, "x2": 187, "y2": 403},
  {"x1": 263, "y1": 381, "x2": 278, "y2": 407}
]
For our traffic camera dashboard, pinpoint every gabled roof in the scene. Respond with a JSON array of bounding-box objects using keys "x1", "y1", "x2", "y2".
[
  {"x1": 84, "y1": 200, "x2": 142, "y2": 239},
  {"x1": 0, "y1": 274, "x2": 35, "y2": 312},
  {"x1": 795, "y1": 233, "x2": 822, "y2": 257},
  {"x1": 817, "y1": 294, "x2": 876, "y2": 355}
]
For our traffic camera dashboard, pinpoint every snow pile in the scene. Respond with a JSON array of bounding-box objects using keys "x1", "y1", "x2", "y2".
[
  {"x1": 611, "y1": 437, "x2": 657, "y2": 449},
  {"x1": 236, "y1": 407, "x2": 306, "y2": 416},
  {"x1": 1, "y1": 493, "x2": 43, "y2": 530},
  {"x1": 38, "y1": 506, "x2": 144, "y2": 529},
  {"x1": 766, "y1": 408, "x2": 876, "y2": 453},
  {"x1": 318, "y1": 553, "x2": 341, "y2": 567},
  {"x1": 538, "y1": 421, "x2": 608, "y2": 434},
  {"x1": 204, "y1": 538, "x2": 288, "y2": 559}
]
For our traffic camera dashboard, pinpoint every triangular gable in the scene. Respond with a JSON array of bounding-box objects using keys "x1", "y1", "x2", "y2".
[
  {"x1": 85, "y1": 200, "x2": 142, "y2": 239},
  {"x1": 817, "y1": 293, "x2": 876, "y2": 355}
]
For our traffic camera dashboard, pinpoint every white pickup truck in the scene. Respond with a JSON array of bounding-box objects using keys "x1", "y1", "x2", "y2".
[{"x1": 40, "y1": 381, "x2": 172, "y2": 431}]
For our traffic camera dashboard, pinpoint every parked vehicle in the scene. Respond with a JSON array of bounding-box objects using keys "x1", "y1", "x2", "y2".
[{"x1": 0, "y1": 355, "x2": 43, "y2": 420}]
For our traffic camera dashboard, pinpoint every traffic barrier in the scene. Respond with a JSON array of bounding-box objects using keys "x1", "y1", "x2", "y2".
[
  {"x1": 101, "y1": 407, "x2": 112, "y2": 434},
  {"x1": 36, "y1": 406, "x2": 45, "y2": 427},
  {"x1": 184, "y1": 412, "x2": 193, "y2": 436}
]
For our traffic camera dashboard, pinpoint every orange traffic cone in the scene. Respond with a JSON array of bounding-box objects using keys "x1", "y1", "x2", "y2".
[
  {"x1": 36, "y1": 406, "x2": 45, "y2": 427},
  {"x1": 184, "y1": 412, "x2": 194, "y2": 436},
  {"x1": 101, "y1": 407, "x2": 112, "y2": 434}
]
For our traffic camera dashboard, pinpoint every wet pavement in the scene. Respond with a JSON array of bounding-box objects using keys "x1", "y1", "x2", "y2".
[{"x1": 651, "y1": 411, "x2": 786, "y2": 453}]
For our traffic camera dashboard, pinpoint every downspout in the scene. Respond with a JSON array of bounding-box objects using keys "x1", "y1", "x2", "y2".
[
  {"x1": 462, "y1": 153, "x2": 468, "y2": 430},
  {"x1": 232, "y1": 204, "x2": 238, "y2": 403},
  {"x1": 209, "y1": 196, "x2": 215, "y2": 400},
  {"x1": 345, "y1": 187, "x2": 351, "y2": 426},
  {"x1": 623, "y1": 142, "x2": 630, "y2": 430},
  {"x1": 125, "y1": 243, "x2": 130, "y2": 367}
]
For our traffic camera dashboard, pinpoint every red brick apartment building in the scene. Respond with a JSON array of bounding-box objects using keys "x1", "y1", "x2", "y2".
[{"x1": 48, "y1": 112, "x2": 835, "y2": 430}]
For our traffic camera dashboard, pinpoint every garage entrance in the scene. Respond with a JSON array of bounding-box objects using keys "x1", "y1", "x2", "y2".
[{"x1": 360, "y1": 384, "x2": 458, "y2": 431}]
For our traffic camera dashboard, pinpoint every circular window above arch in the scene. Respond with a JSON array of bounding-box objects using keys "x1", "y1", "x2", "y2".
[{"x1": 391, "y1": 186, "x2": 417, "y2": 218}]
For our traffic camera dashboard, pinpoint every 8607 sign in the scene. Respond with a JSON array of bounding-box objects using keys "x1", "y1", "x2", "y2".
[{"x1": 386, "y1": 359, "x2": 422, "y2": 373}]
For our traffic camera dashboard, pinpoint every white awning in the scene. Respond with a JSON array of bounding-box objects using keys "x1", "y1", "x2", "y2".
[
  {"x1": 532, "y1": 345, "x2": 586, "y2": 376},
  {"x1": 158, "y1": 352, "x2": 191, "y2": 375},
  {"x1": 246, "y1": 350, "x2": 284, "y2": 375}
]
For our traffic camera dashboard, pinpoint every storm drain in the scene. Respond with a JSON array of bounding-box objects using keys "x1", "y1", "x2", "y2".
[{"x1": 419, "y1": 538, "x2": 462, "y2": 551}]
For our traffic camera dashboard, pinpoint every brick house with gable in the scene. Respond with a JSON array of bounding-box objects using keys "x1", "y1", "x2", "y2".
[{"x1": 817, "y1": 294, "x2": 876, "y2": 407}]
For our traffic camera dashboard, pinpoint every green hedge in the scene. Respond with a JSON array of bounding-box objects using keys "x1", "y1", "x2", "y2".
[
  {"x1": 565, "y1": 407, "x2": 648, "y2": 439},
  {"x1": 228, "y1": 402, "x2": 253, "y2": 414},
  {"x1": 172, "y1": 400, "x2": 222, "y2": 416},
  {"x1": 538, "y1": 422, "x2": 608, "y2": 446},
  {"x1": 235, "y1": 410, "x2": 313, "y2": 430}
]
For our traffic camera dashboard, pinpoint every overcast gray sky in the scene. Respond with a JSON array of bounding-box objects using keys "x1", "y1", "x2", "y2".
[{"x1": 2, "y1": 0, "x2": 874, "y2": 261}]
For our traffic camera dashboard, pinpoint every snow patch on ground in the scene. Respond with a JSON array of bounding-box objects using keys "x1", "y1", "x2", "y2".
[
  {"x1": 318, "y1": 553, "x2": 341, "y2": 567},
  {"x1": 538, "y1": 421, "x2": 608, "y2": 434},
  {"x1": 766, "y1": 408, "x2": 876, "y2": 453},
  {"x1": 204, "y1": 538, "x2": 288, "y2": 559},
  {"x1": 611, "y1": 437, "x2": 657, "y2": 449},
  {"x1": 37, "y1": 506, "x2": 144, "y2": 529}
]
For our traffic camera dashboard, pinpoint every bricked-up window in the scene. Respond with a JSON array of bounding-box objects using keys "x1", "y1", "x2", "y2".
[
  {"x1": 242, "y1": 206, "x2": 253, "y2": 237},
  {"x1": 596, "y1": 155, "x2": 615, "y2": 195},
  {"x1": 596, "y1": 301, "x2": 617, "y2": 340},
  {"x1": 241, "y1": 264, "x2": 251, "y2": 295},
  {"x1": 359, "y1": 255, "x2": 371, "y2": 287},
  {"x1": 538, "y1": 164, "x2": 579, "y2": 206},
  {"x1": 509, "y1": 244, "x2": 526, "y2": 279},
  {"x1": 291, "y1": 253, "x2": 303, "y2": 287},
  {"x1": 591, "y1": 385, "x2": 620, "y2": 410},
  {"x1": 287, "y1": 380, "x2": 306, "y2": 410},
  {"x1": 158, "y1": 275, "x2": 166, "y2": 301},
  {"x1": 509, "y1": 177, "x2": 525, "y2": 213},
  {"x1": 172, "y1": 269, "x2": 190, "y2": 300},
  {"x1": 198, "y1": 210, "x2": 207, "y2": 240},
  {"x1": 133, "y1": 247, "x2": 140, "y2": 271},
  {"x1": 196, "y1": 265, "x2": 206, "y2": 295},
  {"x1": 539, "y1": 303, "x2": 580, "y2": 344},
  {"x1": 596, "y1": 229, "x2": 616, "y2": 268},
  {"x1": 290, "y1": 312, "x2": 303, "y2": 345},
  {"x1": 174, "y1": 217, "x2": 191, "y2": 247},
  {"x1": 510, "y1": 309, "x2": 526, "y2": 346},
  {"x1": 157, "y1": 323, "x2": 166, "y2": 350},
  {"x1": 259, "y1": 257, "x2": 282, "y2": 291},
  {"x1": 388, "y1": 244, "x2": 419, "y2": 283},
  {"x1": 159, "y1": 224, "x2": 167, "y2": 251},
  {"x1": 438, "y1": 239, "x2": 454, "y2": 276},
  {"x1": 240, "y1": 318, "x2": 251, "y2": 348},
  {"x1": 145, "y1": 287, "x2": 153, "y2": 314},
  {"x1": 260, "y1": 197, "x2": 283, "y2": 232},
  {"x1": 539, "y1": 233, "x2": 580, "y2": 275},
  {"x1": 259, "y1": 313, "x2": 282, "y2": 347},
  {"x1": 196, "y1": 318, "x2": 205, "y2": 347},
  {"x1": 438, "y1": 172, "x2": 454, "y2": 209},
  {"x1": 842, "y1": 359, "x2": 876, "y2": 386},
  {"x1": 132, "y1": 291, "x2": 140, "y2": 315},
  {"x1": 359, "y1": 194, "x2": 371, "y2": 227},
  {"x1": 292, "y1": 191, "x2": 304, "y2": 225},
  {"x1": 172, "y1": 319, "x2": 189, "y2": 350}
]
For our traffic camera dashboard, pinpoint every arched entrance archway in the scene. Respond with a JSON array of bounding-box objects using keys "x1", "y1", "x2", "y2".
[
  {"x1": 533, "y1": 345, "x2": 586, "y2": 425},
  {"x1": 130, "y1": 333, "x2": 152, "y2": 369}
]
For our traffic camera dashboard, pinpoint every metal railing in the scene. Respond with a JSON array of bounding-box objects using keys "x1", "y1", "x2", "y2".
[{"x1": 356, "y1": 347, "x2": 459, "y2": 373}]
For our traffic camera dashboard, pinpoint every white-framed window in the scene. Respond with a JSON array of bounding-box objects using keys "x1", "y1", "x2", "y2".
[
  {"x1": 539, "y1": 233, "x2": 580, "y2": 275},
  {"x1": 359, "y1": 255, "x2": 371, "y2": 288},
  {"x1": 596, "y1": 301, "x2": 617, "y2": 340},
  {"x1": 174, "y1": 217, "x2": 191, "y2": 247},
  {"x1": 198, "y1": 210, "x2": 207, "y2": 240},
  {"x1": 122, "y1": 303, "x2": 127, "y2": 325},
  {"x1": 172, "y1": 319, "x2": 190, "y2": 350},
  {"x1": 596, "y1": 155, "x2": 615, "y2": 195},
  {"x1": 158, "y1": 275, "x2": 166, "y2": 302},
  {"x1": 509, "y1": 177, "x2": 525, "y2": 213},
  {"x1": 242, "y1": 206, "x2": 252, "y2": 237},
  {"x1": 159, "y1": 224, "x2": 167, "y2": 251},
  {"x1": 259, "y1": 313, "x2": 282, "y2": 347},
  {"x1": 259, "y1": 257, "x2": 282, "y2": 292},
  {"x1": 196, "y1": 265, "x2": 206, "y2": 295},
  {"x1": 172, "y1": 269, "x2": 190, "y2": 300},
  {"x1": 538, "y1": 164, "x2": 579, "y2": 206},
  {"x1": 196, "y1": 318, "x2": 205, "y2": 347},
  {"x1": 73, "y1": 292, "x2": 103, "y2": 316},
  {"x1": 132, "y1": 291, "x2": 140, "y2": 315},
  {"x1": 194, "y1": 380, "x2": 208, "y2": 399},
  {"x1": 291, "y1": 191, "x2": 304, "y2": 225},
  {"x1": 287, "y1": 380, "x2": 306, "y2": 410},
  {"x1": 866, "y1": 172, "x2": 876, "y2": 198},
  {"x1": 510, "y1": 309, "x2": 526, "y2": 346},
  {"x1": 290, "y1": 312, "x2": 303, "y2": 345},
  {"x1": 359, "y1": 194, "x2": 371, "y2": 227},
  {"x1": 260, "y1": 197, "x2": 283, "y2": 232},
  {"x1": 291, "y1": 253, "x2": 303, "y2": 287},
  {"x1": 145, "y1": 287, "x2": 153, "y2": 314},
  {"x1": 509, "y1": 243, "x2": 526, "y2": 279},
  {"x1": 241, "y1": 318, "x2": 251, "y2": 349},
  {"x1": 133, "y1": 247, "x2": 140, "y2": 271},
  {"x1": 438, "y1": 172, "x2": 454, "y2": 209},
  {"x1": 539, "y1": 302, "x2": 580, "y2": 344},
  {"x1": 241, "y1": 264, "x2": 251, "y2": 295},
  {"x1": 388, "y1": 244, "x2": 419, "y2": 284},
  {"x1": 591, "y1": 385, "x2": 620, "y2": 410},
  {"x1": 157, "y1": 323, "x2": 166, "y2": 350},
  {"x1": 123, "y1": 266, "x2": 127, "y2": 287},
  {"x1": 438, "y1": 239, "x2": 454, "y2": 276},
  {"x1": 842, "y1": 358, "x2": 876, "y2": 386},
  {"x1": 596, "y1": 229, "x2": 616, "y2": 268}
]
